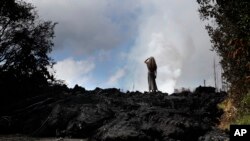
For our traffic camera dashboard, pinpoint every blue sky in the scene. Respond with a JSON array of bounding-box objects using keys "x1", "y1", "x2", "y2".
[{"x1": 25, "y1": 0, "x2": 222, "y2": 93}]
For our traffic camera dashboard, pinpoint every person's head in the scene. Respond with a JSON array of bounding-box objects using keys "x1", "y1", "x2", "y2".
[{"x1": 146, "y1": 57, "x2": 157, "y2": 72}]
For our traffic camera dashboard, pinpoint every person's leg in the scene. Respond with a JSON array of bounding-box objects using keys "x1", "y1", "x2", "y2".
[
  {"x1": 148, "y1": 72, "x2": 151, "y2": 91},
  {"x1": 152, "y1": 73, "x2": 158, "y2": 92},
  {"x1": 148, "y1": 72, "x2": 154, "y2": 92}
]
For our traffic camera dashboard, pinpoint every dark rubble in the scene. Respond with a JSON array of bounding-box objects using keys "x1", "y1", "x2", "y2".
[{"x1": 0, "y1": 86, "x2": 229, "y2": 141}]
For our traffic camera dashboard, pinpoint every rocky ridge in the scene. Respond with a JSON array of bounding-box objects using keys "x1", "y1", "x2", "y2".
[{"x1": 0, "y1": 86, "x2": 229, "y2": 141}]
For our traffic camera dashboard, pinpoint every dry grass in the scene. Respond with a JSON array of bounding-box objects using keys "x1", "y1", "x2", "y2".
[
  {"x1": 218, "y1": 90, "x2": 250, "y2": 130},
  {"x1": 218, "y1": 98, "x2": 237, "y2": 130}
]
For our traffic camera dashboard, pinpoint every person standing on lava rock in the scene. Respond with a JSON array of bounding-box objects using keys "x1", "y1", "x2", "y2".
[{"x1": 144, "y1": 56, "x2": 158, "y2": 92}]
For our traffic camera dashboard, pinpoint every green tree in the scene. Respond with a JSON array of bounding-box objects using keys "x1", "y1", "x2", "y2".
[
  {"x1": 197, "y1": 0, "x2": 250, "y2": 99},
  {"x1": 197, "y1": 0, "x2": 250, "y2": 128},
  {"x1": 0, "y1": 0, "x2": 56, "y2": 97}
]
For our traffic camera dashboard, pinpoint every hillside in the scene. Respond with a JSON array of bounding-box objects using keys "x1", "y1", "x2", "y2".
[{"x1": 0, "y1": 86, "x2": 229, "y2": 141}]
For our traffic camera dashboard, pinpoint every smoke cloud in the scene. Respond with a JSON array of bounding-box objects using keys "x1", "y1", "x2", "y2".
[
  {"x1": 125, "y1": 0, "x2": 197, "y2": 93},
  {"x1": 26, "y1": 0, "x2": 216, "y2": 93}
]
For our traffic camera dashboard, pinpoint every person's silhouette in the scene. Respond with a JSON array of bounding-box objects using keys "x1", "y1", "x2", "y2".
[{"x1": 144, "y1": 57, "x2": 158, "y2": 92}]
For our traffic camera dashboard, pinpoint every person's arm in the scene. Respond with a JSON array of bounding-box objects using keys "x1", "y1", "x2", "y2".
[{"x1": 144, "y1": 57, "x2": 150, "y2": 63}]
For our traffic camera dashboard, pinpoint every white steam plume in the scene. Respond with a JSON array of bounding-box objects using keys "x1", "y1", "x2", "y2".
[{"x1": 126, "y1": 0, "x2": 195, "y2": 93}]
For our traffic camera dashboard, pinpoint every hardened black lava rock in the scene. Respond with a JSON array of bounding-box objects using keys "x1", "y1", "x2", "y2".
[{"x1": 0, "y1": 86, "x2": 229, "y2": 141}]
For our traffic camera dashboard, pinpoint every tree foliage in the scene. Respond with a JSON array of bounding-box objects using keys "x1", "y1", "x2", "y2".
[
  {"x1": 0, "y1": 0, "x2": 56, "y2": 98},
  {"x1": 197, "y1": 0, "x2": 250, "y2": 100}
]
